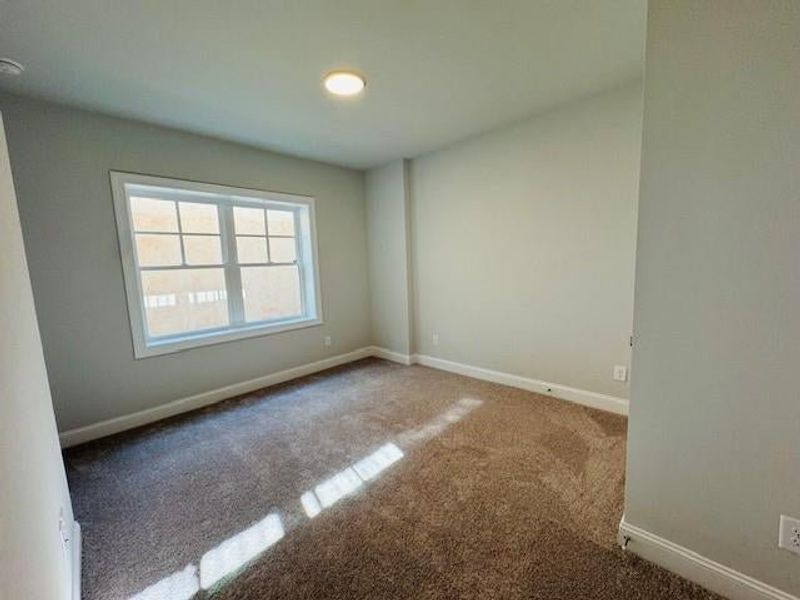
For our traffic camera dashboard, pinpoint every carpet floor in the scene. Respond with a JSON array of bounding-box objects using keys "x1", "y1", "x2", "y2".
[{"x1": 65, "y1": 358, "x2": 724, "y2": 600}]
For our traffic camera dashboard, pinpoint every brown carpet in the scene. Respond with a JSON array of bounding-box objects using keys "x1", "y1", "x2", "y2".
[{"x1": 65, "y1": 358, "x2": 724, "y2": 600}]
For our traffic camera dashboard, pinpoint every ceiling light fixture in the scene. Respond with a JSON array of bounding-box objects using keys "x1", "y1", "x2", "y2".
[
  {"x1": 0, "y1": 58, "x2": 24, "y2": 77},
  {"x1": 323, "y1": 71, "x2": 365, "y2": 97}
]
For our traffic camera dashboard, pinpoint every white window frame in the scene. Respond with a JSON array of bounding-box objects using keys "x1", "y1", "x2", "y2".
[{"x1": 110, "y1": 171, "x2": 323, "y2": 358}]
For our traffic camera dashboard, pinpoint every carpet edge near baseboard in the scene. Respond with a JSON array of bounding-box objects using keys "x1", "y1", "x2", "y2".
[
  {"x1": 618, "y1": 517, "x2": 799, "y2": 600},
  {"x1": 59, "y1": 346, "x2": 628, "y2": 447}
]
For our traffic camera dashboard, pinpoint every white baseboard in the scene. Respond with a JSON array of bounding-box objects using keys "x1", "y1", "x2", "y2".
[
  {"x1": 368, "y1": 346, "x2": 414, "y2": 366},
  {"x1": 411, "y1": 353, "x2": 629, "y2": 416},
  {"x1": 71, "y1": 521, "x2": 81, "y2": 600},
  {"x1": 618, "y1": 518, "x2": 798, "y2": 600},
  {"x1": 59, "y1": 346, "x2": 626, "y2": 447},
  {"x1": 59, "y1": 347, "x2": 374, "y2": 447}
]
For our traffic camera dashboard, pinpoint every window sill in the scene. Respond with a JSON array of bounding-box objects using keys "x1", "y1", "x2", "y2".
[{"x1": 133, "y1": 316, "x2": 323, "y2": 359}]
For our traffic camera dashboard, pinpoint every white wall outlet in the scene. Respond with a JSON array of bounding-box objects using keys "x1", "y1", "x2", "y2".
[
  {"x1": 613, "y1": 365, "x2": 628, "y2": 382},
  {"x1": 58, "y1": 507, "x2": 69, "y2": 554},
  {"x1": 323, "y1": 336, "x2": 332, "y2": 347},
  {"x1": 432, "y1": 333, "x2": 439, "y2": 346},
  {"x1": 779, "y1": 515, "x2": 800, "y2": 555}
]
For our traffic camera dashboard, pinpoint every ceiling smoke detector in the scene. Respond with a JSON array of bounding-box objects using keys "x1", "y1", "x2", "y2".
[{"x1": 0, "y1": 58, "x2": 24, "y2": 77}]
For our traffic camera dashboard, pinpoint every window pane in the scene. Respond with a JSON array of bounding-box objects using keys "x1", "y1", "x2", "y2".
[
  {"x1": 241, "y1": 266, "x2": 301, "y2": 322},
  {"x1": 179, "y1": 202, "x2": 219, "y2": 234},
  {"x1": 236, "y1": 236, "x2": 268, "y2": 264},
  {"x1": 141, "y1": 268, "x2": 229, "y2": 337},
  {"x1": 269, "y1": 237, "x2": 296, "y2": 263},
  {"x1": 234, "y1": 206, "x2": 266, "y2": 235},
  {"x1": 267, "y1": 209, "x2": 295, "y2": 236},
  {"x1": 130, "y1": 197, "x2": 178, "y2": 232},
  {"x1": 135, "y1": 234, "x2": 182, "y2": 267},
  {"x1": 183, "y1": 235, "x2": 222, "y2": 265}
]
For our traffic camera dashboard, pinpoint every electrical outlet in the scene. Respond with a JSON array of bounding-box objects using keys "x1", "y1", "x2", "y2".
[
  {"x1": 779, "y1": 515, "x2": 800, "y2": 555},
  {"x1": 323, "y1": 336, "x2": 332, "y2": 347},
  {"x1": 432, "y1": 333, "x2": 439, "y2": 346},
  {"x1": 58, "y1": 507, "x2": 69, "y2": 554},
  {"x1": 613, "y1": 365, "x2": 628, "y2": 382}
]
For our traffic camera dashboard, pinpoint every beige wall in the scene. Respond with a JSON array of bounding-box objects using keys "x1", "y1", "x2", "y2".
[
  {"x1": 624, "y1": 1, "x2": 800, "y2": 596},
  {"x1": 0, "y1": 93, "x2": 371, "y2": 433},
  {"x1": 365, "y1": 160, "x2": 413, "y2": 355},
  {"x1": 0, "y1": 113, "x2": 74, "y2": 599},
  {"x1": 410, "y1": 82, "x2": 642, "y2": 399}
]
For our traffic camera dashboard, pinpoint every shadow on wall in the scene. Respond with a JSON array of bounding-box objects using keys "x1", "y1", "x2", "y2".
[{"x1": 129, "y1": 397, "x2": 483, "y2": 600}]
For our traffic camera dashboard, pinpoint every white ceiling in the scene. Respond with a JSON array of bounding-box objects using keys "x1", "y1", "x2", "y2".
[{"x1": 0, "y1": 0, "x2": 645, "y2": 169}]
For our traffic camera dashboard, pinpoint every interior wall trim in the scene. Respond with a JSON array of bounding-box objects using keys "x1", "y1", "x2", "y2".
[
  {"x1": 369, "y1": 345, "x2": 415, "y2": 366},
  {"x1": 71, "y1": 521, "x2": 81, "y2": 600},
  {"x1": 411, "y1": 352, "x2": 629, "y2": 416},
  {"x1": 618, "y1": 518, "x2": 798, "y2": 600},
  {"x1": 58, "y1": 346, "x2": 374, "y2": 447},
  {"x1": 59, "y1": 346, "x2": 628, "y2": 447}
]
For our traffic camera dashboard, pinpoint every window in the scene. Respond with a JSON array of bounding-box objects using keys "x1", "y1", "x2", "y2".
[{"x1": 110, "y1": 172, "x2": 322, "y2": 358}]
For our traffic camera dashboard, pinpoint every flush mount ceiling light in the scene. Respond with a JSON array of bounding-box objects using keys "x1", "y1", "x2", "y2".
[
  {"x1": 0, "y1": 58, "x2": 24, "y2": 77},
  {"x1": 323, "y1": 71, "x2": 365, "y2": 97}
]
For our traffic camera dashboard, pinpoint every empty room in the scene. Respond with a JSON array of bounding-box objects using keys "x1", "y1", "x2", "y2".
[{"x1": 1, "y1": 2, "x2": 798, "y2": 599}]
